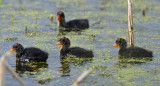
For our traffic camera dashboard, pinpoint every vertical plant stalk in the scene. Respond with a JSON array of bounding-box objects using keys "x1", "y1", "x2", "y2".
[
  {"x1": 12, "y1": 15, "x2": 14, "y2": 25},
  {"x1": 50, "y1": 14, "x2": 54, "y2": 23},
  {"x1": 35, "y1": 17, "x2": 38, "y2": 28},
  {"x1": 128, "y1": 0, "x2": 134, "y2": 47},
  {"x1": 142, "y1": 9, "x2": 145, "y2": 16},
  {"x1": 25, "y1": 24, "x2": 27, "y2": 33},
  {"x1": 0, "y1": 0, "x2": 2, "y2": 5}
]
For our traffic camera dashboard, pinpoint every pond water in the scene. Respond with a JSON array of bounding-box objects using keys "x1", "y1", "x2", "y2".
[{"x1": 0, "y1": 0, "x2": 160, "y2": 86}]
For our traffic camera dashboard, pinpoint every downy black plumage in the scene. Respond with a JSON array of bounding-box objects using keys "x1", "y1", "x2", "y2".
[
  {"x1": 57, "y1": 11, "x2": 89, "y2": 31},
  {"x1": 113, "y1": 38, "x2": 153, "y2": 57},
  {"x1": 10, "y1": 43, "x2": 48, "y2": 62},
  {"x1": 56, "y1": 37, "x2": 94, "y2": 58}
]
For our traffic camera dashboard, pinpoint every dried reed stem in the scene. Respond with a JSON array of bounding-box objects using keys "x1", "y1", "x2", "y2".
[
  {"x1": 128, "y1": 0, "x2": 134, "y2": 47},
  {"x1": 71, "y1": 69, "x2": 93, "y2": 86},
  {"x1": 5, "y1": 62, "x2": 26, "y2": 86},
  {"x1": 0, "y1": 51, "x2": 26, "y2": 86},
  {"x1": 0, "y1": 52, "x2": 11, "y2": 86}
]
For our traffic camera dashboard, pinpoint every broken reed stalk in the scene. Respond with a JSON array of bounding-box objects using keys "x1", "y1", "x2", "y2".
[
  {"x1": 35, "y1": 17, "x2": 38, "y2": 28},
  {"x1": 12, "y1": 15, "x2": 14, "y2": 25},
  {"x1": 142, "y1": 9, "x2": 145, "y2": 16},
  {"x1": 50, "y1": 14, "x2": 54, "y2": 23},
  {"x1": 25, "y1": 24, "x2": 27, "y2": 33},
  {"x1": 71, "y1": 69, "x2": 93, "y2": 86},
  {"x1": 128, "y1": 0, "x2": 134, "y2": 47},
  {"x1": 0, "y1": 51, "x2": 26, "y2": 86}
]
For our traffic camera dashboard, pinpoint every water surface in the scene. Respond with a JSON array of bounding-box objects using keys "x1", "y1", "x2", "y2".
[{"x1": 0, "y1": 0, "x2": 160, "y2": 86}]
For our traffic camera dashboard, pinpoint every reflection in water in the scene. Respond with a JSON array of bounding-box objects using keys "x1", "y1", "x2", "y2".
[
  {"x1": 16, "y1": 61, "x2": 48, "y2": 75},
  {"x1": 57, "y1": 27, "x2": 85, "y2": 36},
  {"x1": 58, "y1": 57, "x2": 93, "y2": 77},
  {"x1": 58, "y1": 58, "x2": 70, "y2": 77},
  {"x1": 16, "y1": 61, "x2": 51, "y2": 85},
  {"x1": 116, "y1": 56, "x2": 153, "y2": 68}
]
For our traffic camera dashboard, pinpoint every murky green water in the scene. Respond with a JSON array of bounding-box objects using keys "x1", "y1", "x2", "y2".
[{"x1": 0, "y1": 0, "x2": 160, "y2": 86}]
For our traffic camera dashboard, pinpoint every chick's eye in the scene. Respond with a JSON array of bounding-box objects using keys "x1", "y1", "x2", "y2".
[
  {"x1": 60, "y1": 40, "x2": 63, "y2": 43},
  {"x1": 13, "y1": 46, "x2": 17, "y2": 48}
]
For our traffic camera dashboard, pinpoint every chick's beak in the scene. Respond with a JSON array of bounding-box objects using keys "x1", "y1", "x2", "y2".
[
  {"x1": 113, "y1": 43, "x2": 117, "y2": 47},
  {"x1": 113, "y1": 43, "x2": 120, "y2": 48},
  {"x1": 56, "y1": 15, "x2": 61, "y2": 21},
  {"x1": 56, "y1": 41, "x2": 62, "y2": 45},
  {"x1": 10, "y1": 48, "x2": 16, "y2": 52},
  {"x1": 56, "y1": 41, "x2": 63, "y2": 47}
]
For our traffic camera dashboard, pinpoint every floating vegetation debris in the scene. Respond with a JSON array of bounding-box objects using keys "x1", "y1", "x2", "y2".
[
  {"x1": 5, "y1": 37, "x2": 18, "y2": 41},
  {"x1": 36, "y1": 78, "x2": 51, "y2": 84},
  {"x1": 90, "y1": 34, "x2": 95, "y2": 39}
]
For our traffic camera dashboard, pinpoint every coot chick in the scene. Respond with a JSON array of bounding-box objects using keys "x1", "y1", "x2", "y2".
[
  {"x1": 113, "y1": 38, "x2": 153, "y2": 57},
  {"x1": 56, "y1": 37, "x2": 94, "y2": 58},
  {"x1": 10, "y1": 43, "x2": 48, "y2": 62},
  {"x1": 57, "y1": 11, "x2": 89, "y2": 30}
]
